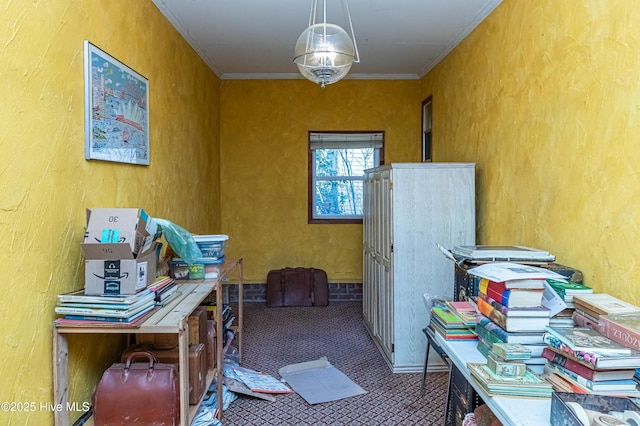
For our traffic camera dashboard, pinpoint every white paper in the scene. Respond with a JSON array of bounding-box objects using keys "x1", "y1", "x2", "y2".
[
  {"x1": 542, "y1": 280, "x2": 567, "y2": 317},
  {"x1": 466, "y1": 262, "x2": 568, "y2": 282}
]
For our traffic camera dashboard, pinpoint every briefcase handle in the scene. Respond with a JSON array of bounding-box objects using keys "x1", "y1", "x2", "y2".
[{"x1": 124, "y1": 351, "x2": 158, "y2": 370}]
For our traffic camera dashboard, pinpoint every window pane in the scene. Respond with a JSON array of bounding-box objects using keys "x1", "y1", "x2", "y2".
[
  {"x1": 314, "y1": 179, "x2": 364, "y2": 217},
  {"x1": 314, "y1": 148, "x2": 375, "y2": 177}
]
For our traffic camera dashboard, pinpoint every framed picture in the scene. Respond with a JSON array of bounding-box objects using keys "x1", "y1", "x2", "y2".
[
  {"x1": 421, "y1": 96, "x2": 432, "y2": 162},
  {"x1": 84, "y1": 41, "x2": 149, "y2": 165}
]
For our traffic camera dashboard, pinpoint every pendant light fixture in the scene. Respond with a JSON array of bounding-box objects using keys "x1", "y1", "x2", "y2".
[{"x1": 294, "y1": 0, "x2": 360, "y2": 88}]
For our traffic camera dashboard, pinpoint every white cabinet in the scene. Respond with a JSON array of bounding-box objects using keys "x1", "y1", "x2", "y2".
[{"x1": 363, "y1": 163, "x2": 475, "y2": 373}]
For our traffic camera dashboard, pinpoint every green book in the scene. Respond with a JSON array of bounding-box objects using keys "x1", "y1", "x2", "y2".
[
  {"x1": 546, "y1": 280, "x2": 593, "y2": 299},
  {"x1": 491, "y1": 342, "x2": 532, "y2": 360},
  {"x1": 486, "y1": 353, "x2": 526, "y2": 377},
  {"x1": 467, "y1": 362, "x2": 553, "y2": 398},
  {"x1": 431, "y1": 306, "x2": 464, "y2": 326}
]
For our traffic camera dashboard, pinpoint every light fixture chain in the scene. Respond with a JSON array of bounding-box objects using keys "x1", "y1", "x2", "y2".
[{"x1": 343, "y1": 0, "x2": 359, "y2": 63}]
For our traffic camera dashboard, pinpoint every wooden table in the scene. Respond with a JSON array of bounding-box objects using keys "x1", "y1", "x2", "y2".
[{"x1": 53, "y1": 258, "x2": 243, "y2": 425}]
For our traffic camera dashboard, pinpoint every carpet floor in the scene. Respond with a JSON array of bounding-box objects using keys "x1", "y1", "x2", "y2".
[{"x1": 220, "y1": 302, "x2": 448, "y2": 425}]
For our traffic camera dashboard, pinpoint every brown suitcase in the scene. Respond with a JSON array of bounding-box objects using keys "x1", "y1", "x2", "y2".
[
  {"x1": 92, "y1": 351, "x2": 180, "y2": 425},
  {"x1": 189, "y1": 306, "x2": 208, "y2": 347},
  {"x1": 266, "y1": 267, "x2": 329, "y2": 307},
  {"x1": 121, "y1": 343, "x2": 207, "y2": 405}
]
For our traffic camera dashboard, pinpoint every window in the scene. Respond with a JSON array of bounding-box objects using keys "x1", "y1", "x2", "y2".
[
  {"x1": 308, "y1": 131, "x2": 384, "y2": 224},
  {"x1": 422, "y1": 96, "x2": 432, "y2": 162}
]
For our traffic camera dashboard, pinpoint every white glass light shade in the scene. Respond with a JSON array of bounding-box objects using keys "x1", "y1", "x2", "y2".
[{"x1": 294, "y1": 23, "x2": 355, "y2": 87}]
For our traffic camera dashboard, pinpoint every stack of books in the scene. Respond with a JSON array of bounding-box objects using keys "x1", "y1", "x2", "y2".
[
  {"x1": 429, "y1": 305, "x2": 477, "y2": 340},
  {"x1": 147, "y1": 276, "x2": 178, "y2": 305},
  {"x1": 55, "y1": 288, "x2": 157, "y2": 323},
  {"x1": 445, "y1": 300, "x2": 478, "y2": 327},
  {"x1": 475, "y1": 313, "x2": 547, "y2": 374},
  {"x1": 467, "y1": 262, "x2": 570, "y2": 374},
  {"x1": 543, "y1": 326, "x2": 640, "y2": 397},
  {"x1": 467, "y1": 362, "x2": 553, "y2": 398},
  {"x1": 572, "y1": 293, "x2": 640, "y2": 328},
  {"x1": 486, "y1": 343, "x2": 531, "y2": 378}
]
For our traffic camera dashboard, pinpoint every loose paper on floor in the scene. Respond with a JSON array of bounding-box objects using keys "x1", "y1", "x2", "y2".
[{"x1": 278, "y1": 357, "x2": 367, "y2": 404}]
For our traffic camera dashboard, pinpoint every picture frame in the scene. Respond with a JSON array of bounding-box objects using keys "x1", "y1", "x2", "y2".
[
  {"x1": 84, "y1": 41, "x2": 150, "y2": 165},
  {"x1": 421, "y1": 96, "x2": 432, "y2": 162}
]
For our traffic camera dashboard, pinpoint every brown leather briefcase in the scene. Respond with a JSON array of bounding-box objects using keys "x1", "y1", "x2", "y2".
[
  {"x1": 266, "y1": 267, "x2": 329, "y2": 307},
  {"x1": 121, "y1": 343, "x2": 207, "y2": 404},
  {"x1": 92, "y1": 351, "x2": 180, "y2": 425}
]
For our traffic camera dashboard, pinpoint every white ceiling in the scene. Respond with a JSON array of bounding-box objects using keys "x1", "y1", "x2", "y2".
[{"x1": 151, "y1": 0, "x2": 502, "y2": 80}]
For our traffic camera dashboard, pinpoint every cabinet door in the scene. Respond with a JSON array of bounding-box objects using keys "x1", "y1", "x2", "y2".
[
  {"x1": 362, "y1": 173, "x2": 375, "y2": 327},
  {"x1": 376, "y1": 169, "x2": 394, "y2": 360}
]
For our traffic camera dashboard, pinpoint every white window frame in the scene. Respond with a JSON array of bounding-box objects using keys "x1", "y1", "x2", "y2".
[{"x1": 308, "y1": 131, "x2": 384, "y2": 224}]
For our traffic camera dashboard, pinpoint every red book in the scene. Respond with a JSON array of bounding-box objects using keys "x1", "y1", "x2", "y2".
[
  {"x1": 598, "y1": 313, "x2": 640, "y2": 351},
  {"x1": 482, "y1": 279, "x2": 544, "y2": 308},
  {"x1": 541, "y1": 347, "x2": 635, "y2": 381}
]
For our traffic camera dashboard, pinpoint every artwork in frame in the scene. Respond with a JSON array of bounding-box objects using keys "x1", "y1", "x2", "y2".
[
  {"x1": 84, "y1": 40, "x2": 149, "y2": 165},
  {"x1": 421, "y1": 96, "x2": 432, "y2": 162}
]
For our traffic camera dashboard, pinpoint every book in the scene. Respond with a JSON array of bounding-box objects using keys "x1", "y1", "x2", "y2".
[
  {"x1": 541, "y1": 347, "x2": 636, "y2": 381},
  {"x1": 451, "y1": 245, "x2": 556, "y2": 262},
  {"x1": 486, "y1": 353, "x2": 526, "y2": 377},
  {"x1": 57, "y1": 288, "x2": 153, "y2": 305},
  {"x1": 147, "y1": 276, "x2": 175, "y2": 292},
  {"x1": 524, "y1": 344, "x2": 546, "y2": 358},
  {"x1": 573, "y1": 294, "x2": 640, "y2": 319},
  {"x1": 543, "y1": 335, "x2": 640, "y2": 369},
  {"x1": 431, "y1": 306, "x2": 465, "y2": 328},
  {"x1": 466, "y1": 362, "x2": 553, "y2": 398},
  {"x1": 431, "y1": 317, "x2": 478, "y2": 340},
  {"x1": 476, "y1": 314, "x2": 545, "y2": 344},
  {"x1": 477, "y1": 295, "x2": 550, "y2": 332},
  {"x1": 467, "y1": 262, "x2": 568, "y2": 283},
  {"x1": 544, "y1": 327, "x2": 631, "y2": 355},
  {"x1": 572, "y1": 309, "x2": 600, "y2": 329},
  {"x1": 447, "y1": 300, "x2": 477, "y2": 313},
  {"x1": 63, "y1": 304, "x2": 156, "y2": 323},
  {"x1": 543, "y1": 326, "x2": 632, "y2": 355},
  {"x1": 491, "y1": 342, "x2": 532, "y2": 360},
  {"x1": 230, "y1": 366, "x2": 294, "y2": 394},
  {"x1": 545, "y1": 372, "x2": 589, "y2": 394},
  {"x1": 55, "y1": 292, "x2": 156, "y2": 318},
  {"x1": 478, "y1": 291, "x2": 550, "y2": 317},
  {"x1": 599, "y1": 313, "x2": 640, "y2": 351},
  {"x1": 546, "y1": 279, "x2": 593, "y2": 302},
  {"x1": 156, "y1": 286, "x2": 179, "y2": 305},
  {"x1": 544, "y1": 362, "x2": 638, "y2": 392},
  {"x1": 444, "y1": 301, "x2": 477, "y2": 326},
  {"x1": 481, "y1": 279, "x2": 544, "y2": 308}
]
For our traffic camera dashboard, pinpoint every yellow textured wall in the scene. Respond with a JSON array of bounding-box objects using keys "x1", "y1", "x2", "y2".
[
  {"x1": 220, "y1": 79, "x2": 421, "y2": 283},
  {"x1": 0, "y1": 1, "x2": 220, "y2": 423},
  {"x1": 422, "y1": 0, "x2": 640, "y2": 302}
]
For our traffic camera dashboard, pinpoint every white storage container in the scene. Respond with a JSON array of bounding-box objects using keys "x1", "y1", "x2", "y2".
[{"x1": 193, "y1": 234, "x2": 228, "y2": 260}]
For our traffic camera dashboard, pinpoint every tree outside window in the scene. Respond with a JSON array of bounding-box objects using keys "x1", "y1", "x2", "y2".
[{"x1": 309, "y1": 132, "x2": 384, "y2": 223}]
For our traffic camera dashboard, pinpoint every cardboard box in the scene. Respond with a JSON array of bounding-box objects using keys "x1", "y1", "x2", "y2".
[
  {"x1": 84, "y1": 208, "x2": 158, "y2": 256},
  {"x1": 83, "y1": 244, "x2": 157, "y2": 295},
  {"x1": 82, "y1": 208, "x2": 159, "y2": 295}
]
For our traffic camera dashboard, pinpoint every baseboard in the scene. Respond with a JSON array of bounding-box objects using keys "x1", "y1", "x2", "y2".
[{"x1": 225, "y1": 282, "x2": 363, "y2": 303}]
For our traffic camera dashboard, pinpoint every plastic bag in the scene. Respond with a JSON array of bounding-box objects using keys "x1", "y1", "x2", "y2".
[{"x1": 155, "y1": 218, "x2": 203, "y2": 264}]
